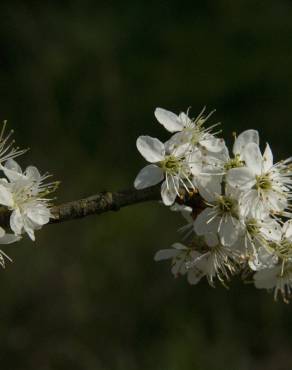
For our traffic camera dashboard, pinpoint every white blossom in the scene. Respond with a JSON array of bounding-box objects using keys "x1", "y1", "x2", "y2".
[
  {"x1": 227, "y1": 142, "x2": 292, "y2": 216},
  {"x1": 134, "y1": 135, "x2": 198, "y2": 205},
  {"x1": 135, "y1": 106, "x2": 292, "y2": 301},
  {"x1": 155, "y1": 107, "x2": 225, "y2": 154},
  {"x1": 0, "y1": 121, "x2": 61, "y2": 267},
  {"x1": 203, "y1": 129, "x2": 259, "y2": 174},
  {"x1": 254, "y1": 264, "x2": 292, "y2": 303},
  {"x1": 155, "y1": 239, "x2": 238, "y2": 287},
  {"x1": 194, "y1": 176, "x2": 242, "y2": 247},
  {"x1": 154, "y1": 243, "x2": 206, "y2": 284},
  {"x1": 0, "y1": 159, "x2": 57, "y2": 241},
  {"x1": 253, "y1": 220, "x2": 292, "y2": 301}
]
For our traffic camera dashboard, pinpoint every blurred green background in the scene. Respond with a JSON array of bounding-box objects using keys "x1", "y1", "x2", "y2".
[{"x1": 0, "y1": 1, "x2": 292, "y2": 369}]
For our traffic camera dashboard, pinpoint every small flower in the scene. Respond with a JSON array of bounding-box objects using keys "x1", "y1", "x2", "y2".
[
  {"x1": 186, "y1": 242, "x2": 238, "y2": 287},
  {"x1": 134, "y1": 135, "x2": 198, "y2": 205},
  {"x1": 155, "y1": 238, "x2": 238, "y2": 287},
  {"x1": 254, "y1": 263, "x2": 292, "y2": 303},
  {"x1": 202, "y1": 129, "x2": 259, "y2": 174},
  {"x1": 154, "y1": 243, "x2": 206, "y2": 284},
  {"x1": 253, "y1": 222, "x2": 292, "y2": 302},
  {"x1": 235, "y1": 211, "x2": 282, "y2": 272},
  {"x1": 0, "y1": 159, "x2": 58, "y2": 241},
  {"x1": 227, "y1": 143, "x2": 292, "y2": 216},
  {"x1": 194, "y1": 177, "x2": 242, "y2": 247},
  {"x1": 155, "y1": 107, "x2": 225, "y2": 153},
  {"x1": 275, "y1": 220, "x2": 292, "y2": 262},
  {"x1": 248, "y1": 246, "x2": 278, "y2": 271},
  {"x1": 263, "y1": 220, "x2": 292, "y2": 271}
]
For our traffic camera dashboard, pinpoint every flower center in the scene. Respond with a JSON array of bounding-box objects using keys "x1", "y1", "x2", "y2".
[
  {"x1": 12, "y1": 184, "x2": 34, "y2": 206},
  {"x1": 159, "y1": 155, "x2": 182, "y2": 175},
  {"x1": 255, "y1": 174, "x2": 272, "y2": 190},
  {"x1": 246, "y1": 219, "x2": 260, "y2": 236},
  {"x1": 224, "y1": 155, "x2": 244, "y2": 170},
  {"x1": 217, "y1": 196, "x2": 235, "y2": 214}
]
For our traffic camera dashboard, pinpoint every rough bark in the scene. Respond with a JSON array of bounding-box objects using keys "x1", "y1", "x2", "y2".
[{"x1": 50, "y1": 184, "x2": 162, "y2": 223}]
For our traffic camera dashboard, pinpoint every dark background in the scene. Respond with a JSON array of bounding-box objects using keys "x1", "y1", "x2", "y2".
[{"x1": 0, "y1": 1, "x2": 292, "y2": 369}]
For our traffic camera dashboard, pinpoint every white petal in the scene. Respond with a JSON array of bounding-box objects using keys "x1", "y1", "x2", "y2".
[
  {"x1": 233, "y1": 129, "x2": 259, "y2": 156},
  {"x1": 24, "y1": 223, "x2": 36, "y2": 241},
  {"x1": 160, "y1": 179, "x2": 178, "y2": 206},
  {"x1": 2, "y1": 168, "x2": 24, "y2": 182},
  {"x1": 2, "y1": 159, "x2": 25, "y2": 182},
  {"x1": 260, "y1": 219, "x2": 282, "y2": 242},
  {"x1": 154, "y1": 248, "x2": 180, "y2": 261},
  {"x1": 5, "y1": 159, "x2": 22, "y2": 174},
  {"x1": 171, "y1": 142, "x2": 190, "y2": 158},
  {"x1": 263, "y1": 143, "x2": 273, "y2": 172},
  {"x1": 136, "y1": 136, "x2": 165, "y2": 163},
  {"x1": 234, "y1": 235, "x2": 247, "y2": 254},
  {"x1": 226, "y1": 167, "x2": 256, "y2": 190},
  {"x1": 200, "y1": 135, "x2": 225, "y2": 153},
  {"x1": 249, "y1": 247, "x2": 278, "y2": 271},
  {"x1": 27, "y1": 204, "x2": 51, "y2": 226},
  {"x1": 204, "y1": 143, "x2": 229, "y2": 165},
  {"x1": 0, "y1": 233, "x2": 21, "y2": 244},
  {"x1": 204, "y1": 233, "x2": 219, "y2": 247},
  {"x1": 249, "y1": 197, "x2": 271, "y2": 220},
  {"x1": 171, "y1": 259, "x2": 187, "y2": 276},
  {"x1": 196, "y1": 175, "x2": 222, "y2": 202},
  {"x1": 154, "y1": 108, "x2": 184, "y2": 133},
  {"x1": 266, "y1": 190, "x2": 287, "y2": 212},
  {"x1": 242, "y1": 143, "x2": 263, "y2": 175},
  {"x1": 194, "y1": 208, "x2": 219, "y2": 235},
  {"x1": 225, "y1": 183, "x2": 242, "y2": 200},
  {"x1": 0, "y1": 184, "x2": 13, "y2": 207},
  {"x1": 219, "y1": 215, "x2": 240, "y2": 246},
  {"x1": 179, "y1": 112, "x2": 192, "y2": 126},
  {"x1": 134, "y1": 165, "x2": 164, "y2": 189},
  {"x1": 10, "y1": 209, "x2": 23, "y2": 235},
  {"x1": 239, "y1": 189, "x2": 267, "y2": 218},
  {"x1": 173, "y1": 242, "x2": 188, "y2": 250},
  {"x1": 188, "y1": 150, "x2": 202, "y2": 176},
  {"x1": 25, "y1": 166, "x2": 41, "y2": 182},
  {"x1": 171, "y1": 203, "x2": 192, "y2": 214},
  {"x1": 165, "y1": 131, "x2": 193, "y2": 154},
  {"x1": 254, "y1": 267, "x2": 279, "y2": 289}
]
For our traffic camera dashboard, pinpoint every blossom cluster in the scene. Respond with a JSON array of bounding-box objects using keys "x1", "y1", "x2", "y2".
[
  {"x1": 0, "y1": 123, "x2": 58, "y2": 267},
  {"x1": 134, "y1": 107, "x2": 292, "y2": 302}
]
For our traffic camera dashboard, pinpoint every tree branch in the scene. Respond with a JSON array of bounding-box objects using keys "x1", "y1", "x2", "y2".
[
  {"x1": 49, "y1": 184, "x2": 162, "y2": 224},
  {"x1": 0, "y1": 184, "x2": 205, "y2": 227}
]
